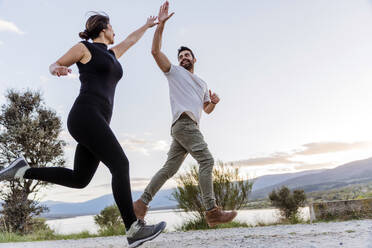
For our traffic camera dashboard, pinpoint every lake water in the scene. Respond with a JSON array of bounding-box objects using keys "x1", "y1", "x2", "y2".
[{"x1": 46, "y1": 207, "x2": 310, "y2": 234}]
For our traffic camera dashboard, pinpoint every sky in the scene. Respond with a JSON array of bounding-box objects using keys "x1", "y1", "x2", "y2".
[{"x1": 1, "y1": 0, "x2": 372, "y2": 202}]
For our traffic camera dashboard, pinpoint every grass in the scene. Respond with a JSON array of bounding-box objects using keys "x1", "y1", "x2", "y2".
[
  {"x1": 176, "y1": 217, "x2": 251, "y2": 231},
  {"x1": 0, "y1": 230, "x2": 99, "y2": 243},
  {"x1": 0, "y1": 226, "x2": 126, "y2": 243},
  {"x1": 175, "y1": 214, "x2": 311, "y2": 232}
]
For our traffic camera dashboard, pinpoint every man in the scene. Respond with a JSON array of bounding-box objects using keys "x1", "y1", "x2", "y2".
[{"x1": 133, "y1": 1, "x2": 237, "y2": 227}]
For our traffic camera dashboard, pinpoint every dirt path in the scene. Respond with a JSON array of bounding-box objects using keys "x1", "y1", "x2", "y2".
[{"x1": 1, "y1": 219, "x2": 371, "y2": 248}]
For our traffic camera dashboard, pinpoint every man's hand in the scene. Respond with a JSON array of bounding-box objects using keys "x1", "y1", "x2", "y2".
[
  {"x1": 204, "y1": 90, "x2": 220, "y2": 114},
  {"x1": 209, "y1": 90, "x2": 220, "y2": 104},
  {"x1": 158, "y1": 1, "x2": 174, "y2": 24},
  {"x1": 146, "y1": 16, "x2": 158, "y2": 28}
]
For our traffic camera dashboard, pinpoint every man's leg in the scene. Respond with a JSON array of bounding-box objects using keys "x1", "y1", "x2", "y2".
[
  {"x1": 172, "y1": 116, "x2": 237, "y2": 227},
  {"x1": 135, "y1": 138, "x2": 187, "y2": 218},
  {"x1": 171, "y1": 118, "x2": 216, "y2": 210}
]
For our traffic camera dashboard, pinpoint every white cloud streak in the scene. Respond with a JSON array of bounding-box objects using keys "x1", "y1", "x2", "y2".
[
  {"x1": 119, "y1": 134, "x2": 169, "y2": 156},
  {"x1": 0, "y1": 19, "x2": 24, "y2": 34},
  {"x1": 232, "y1": 141, "x2": 372, "y2": 168}
]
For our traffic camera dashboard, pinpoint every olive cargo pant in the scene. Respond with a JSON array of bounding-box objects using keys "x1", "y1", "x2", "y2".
[{"x1": 140, "y1": 115, "x2": 216, "y2": 210}]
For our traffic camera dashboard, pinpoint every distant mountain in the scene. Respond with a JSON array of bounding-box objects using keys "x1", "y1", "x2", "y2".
[
  {"x1": 40, "y1": 189, "x2": 177, "y2": 218},
  {"x1": 251, "y1": 169, "x2": 326, "y2": 191},
  {"x1": 251, "y1": 157, "x2": 372, "y2": 199}
]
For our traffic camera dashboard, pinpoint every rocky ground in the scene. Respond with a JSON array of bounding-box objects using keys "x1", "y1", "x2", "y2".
[{"x1": 1, "y1": 219, "x2": 371, "y2": 248}]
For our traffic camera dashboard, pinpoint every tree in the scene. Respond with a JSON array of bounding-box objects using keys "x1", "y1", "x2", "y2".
[
  {"x1": 172, "y1": 161, "x2": 253, "y2": 226},
  {"x1": 94, "y1": 205, "x2": 125, "y2": 236},
  {"x1": 0, "y1": 89, "x2": 66, "y2": 234},
  {"x1": 269, "y1": 186, "x2": 306, "y2": 222}
]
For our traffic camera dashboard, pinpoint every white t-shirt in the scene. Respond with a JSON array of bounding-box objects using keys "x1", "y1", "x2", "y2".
[{"x1": 164, "y1": 64, "x2": 210, "y2": 125}]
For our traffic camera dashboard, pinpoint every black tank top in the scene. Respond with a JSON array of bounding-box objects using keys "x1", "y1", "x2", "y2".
[{"x1": 76, "y1": 41, "x2": 123, "y2": 107}]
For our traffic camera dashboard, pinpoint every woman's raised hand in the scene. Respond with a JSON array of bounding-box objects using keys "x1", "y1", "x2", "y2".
[{"x1": 146, "y1": 16, "x2": 158, "y2": 28}]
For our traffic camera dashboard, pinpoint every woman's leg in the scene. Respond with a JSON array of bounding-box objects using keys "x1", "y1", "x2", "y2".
[
  {"x1": 67, "y1": 105, "x2": 137, "y2": 229},
  {"x1": 24, "y1": 144, "x2": 99, "y2": 188}
]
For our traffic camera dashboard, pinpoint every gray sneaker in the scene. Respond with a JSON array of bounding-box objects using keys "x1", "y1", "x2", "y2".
[
  {"x1": 127, "y1": 219, "x2": 166, "y2": 248},
  {"x1": 0, "y1": 157, "x2": 30, "y2": 181}
]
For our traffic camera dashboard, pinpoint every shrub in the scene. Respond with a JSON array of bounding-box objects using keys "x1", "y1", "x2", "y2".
[
  {"x1": 94, "y1": 205, "x2": 125, "y2": 235},
  {"x1": 172, "y1": 161, "x2": 253, "y2": 229},
  {"x1": 269, "y1": 186, "x2": 306, "y2": 223}
]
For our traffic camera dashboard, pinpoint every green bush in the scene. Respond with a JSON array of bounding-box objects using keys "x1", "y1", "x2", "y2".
[
  {"x1": 172, "y1": 161, "x2": 253, "y2": 229},
  {"x1": 269, "y1": 186, "x2": 306, "y2": 223},
  {"x1": 94, "y1": 205, "x2": 126, "y2": 235}
]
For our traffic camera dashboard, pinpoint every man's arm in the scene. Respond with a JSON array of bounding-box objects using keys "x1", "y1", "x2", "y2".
[
  {"x1": 204, "y1": 90, "x2": 220, "y2": 114},
  {"x1": 151, "y1": 1, "x2": 174, "y2": 73},
  {"x1": 204, "y1": 102, "x2": 216, "y2": 114}
]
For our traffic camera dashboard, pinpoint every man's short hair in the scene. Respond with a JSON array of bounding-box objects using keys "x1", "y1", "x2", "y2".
[{"x1": 177, "y1": 46, "x2": 195, "y2": 59}]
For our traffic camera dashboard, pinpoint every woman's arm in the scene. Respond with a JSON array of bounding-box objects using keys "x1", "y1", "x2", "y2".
[
  {"x1": 110, "y1": 16, "x2": 157, "y2": 59},
  {"x1": 50, "y1": 43, "x2": 87, "y2": 77}
]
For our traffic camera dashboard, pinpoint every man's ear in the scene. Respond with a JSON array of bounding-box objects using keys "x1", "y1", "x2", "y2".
[{"x1": 193, "y1": 58, "x2": 197, "y2": 64}]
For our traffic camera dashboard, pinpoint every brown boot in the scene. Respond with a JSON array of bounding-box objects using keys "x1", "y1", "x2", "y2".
[
  {"x1": 133, "y1": 199, "x2": 148, "y2": 220},
  {"x1": 205, "y1": 206, "x2": 237, "y2": 227}
]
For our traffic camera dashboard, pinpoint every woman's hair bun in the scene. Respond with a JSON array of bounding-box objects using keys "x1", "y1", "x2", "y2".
[
  {"x1": 79, "y1": 13, "x2": 110, "y2": 41},
  {"x1": 79, "y1": 30, "x2": 90, "y2": 40}
]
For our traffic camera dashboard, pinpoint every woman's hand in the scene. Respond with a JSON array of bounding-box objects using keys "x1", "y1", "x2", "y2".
[
  {"x1": 50, "y1": 63, "x2": 72, "y2": 77},
  {"x1": 146, "y1": 16, "x2": 158, "y2": 28}
]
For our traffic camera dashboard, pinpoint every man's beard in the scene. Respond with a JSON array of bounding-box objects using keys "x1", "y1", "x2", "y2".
[{"x1": 180, "y1": 59, "x2": 194, "y2": 71}]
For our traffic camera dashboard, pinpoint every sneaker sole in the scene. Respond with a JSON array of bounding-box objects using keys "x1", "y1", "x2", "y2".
[
  {"x1": 0, "y1": 157, "x2": 24, "y2": 180},
  {"x1": 128, "y1": 223, "x2": 166, "y2": 248}
]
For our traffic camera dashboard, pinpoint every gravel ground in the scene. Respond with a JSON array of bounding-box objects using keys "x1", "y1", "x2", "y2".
[{"x1": 1, "y1": 219, "x2": 371, "y2": 248}]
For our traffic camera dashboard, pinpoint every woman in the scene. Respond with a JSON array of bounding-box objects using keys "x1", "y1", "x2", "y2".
[{"x1": 0, "y1": 13, "x2": 165, "y2": 248}]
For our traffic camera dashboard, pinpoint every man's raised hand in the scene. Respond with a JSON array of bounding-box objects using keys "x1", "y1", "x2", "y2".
[{"x1": 158, "y1": 1, "x2": 174, "y2": 24}]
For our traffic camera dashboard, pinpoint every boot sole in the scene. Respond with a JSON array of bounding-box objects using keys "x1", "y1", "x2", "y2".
[{"x1": 207, "y1": 212, "x2": 238, "y2": 227}]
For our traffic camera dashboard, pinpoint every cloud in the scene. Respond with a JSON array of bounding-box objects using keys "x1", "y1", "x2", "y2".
[
  {"x1": 295, "y1": 142, "x2": 370, "y2": 155},
  {"x1": 294, "y1": 162, "x2": 336, "y2": 171},
  {"x1": 152, "y1": 140, "x2": 169, "y2": 151},
  {"x1": 93, "y1": 178, "x2": 151, "y2": 190},
  {"x1": 231, "y1": 141, "x2": 371, "y2": 168},
  {"x1": 0, "y1": 19, "x2": 24, "y2": 34},
  {"x1": 0, "y1": 40, "x2": 3, "y2": 45},
  {"x1": 234, "y1": 152, "x2": 296, "y2": 166},
  {"x1": 120, "y1": 137, "x2": 150, "y2": 156},
  {"x1": 130, "y1": 178, "x2": 151, "y2": 189},
  {"x1": 120, "y1": 134, "x2": 169, "y2": 156}
]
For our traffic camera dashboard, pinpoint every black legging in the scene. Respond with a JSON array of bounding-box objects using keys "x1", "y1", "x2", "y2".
[{"x1": 24, "y1": 94, "x2": 137, "y2": 229}]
